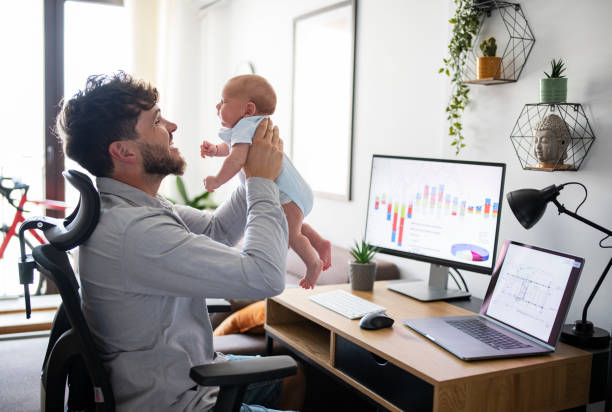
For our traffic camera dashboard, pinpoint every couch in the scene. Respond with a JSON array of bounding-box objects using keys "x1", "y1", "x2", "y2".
[{"x1": 211, "y1": 244, "x2": 400, "y2": 355}]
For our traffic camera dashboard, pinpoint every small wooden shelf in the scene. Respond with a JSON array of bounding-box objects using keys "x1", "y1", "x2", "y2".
[
  {"x1": 464, "y1": 78, "x2": 516, "y2": 85},
  {"x1": 525, "y1": 165, "x2": 576, "y2": 172}
]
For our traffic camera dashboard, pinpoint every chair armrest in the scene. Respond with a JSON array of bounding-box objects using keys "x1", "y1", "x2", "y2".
[
  {"x1": 190, "y1": 355, "x2": 297, "y2": 387},
  {"x1": 206, "y1": 298, "x2": 231, "y2": 313}
]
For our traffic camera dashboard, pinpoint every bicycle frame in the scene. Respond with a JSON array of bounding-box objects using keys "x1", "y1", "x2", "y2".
[{"x1": 0, "y1": 177, "x2": 67, "y2": 259}]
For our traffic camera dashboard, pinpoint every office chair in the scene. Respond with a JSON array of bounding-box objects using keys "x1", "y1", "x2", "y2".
[{"x1": 17, "y1": 169, "x2": 297, "y2": 412}]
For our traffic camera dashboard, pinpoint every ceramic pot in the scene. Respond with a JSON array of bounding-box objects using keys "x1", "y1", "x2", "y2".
[
  {"x1": 477, "y1": 56, "x2": 502, "y2": 79},
  {"x1": 348, "y1": 261, "x2": 377, "y2": 291},
  {"x1": 540, "y1": 78, "x2": 567, "y2": 103}
]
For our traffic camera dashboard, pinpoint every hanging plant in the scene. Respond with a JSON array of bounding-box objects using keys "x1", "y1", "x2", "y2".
[{"x1": 439, "y1": 0, "x2": 482, "y2": 155}]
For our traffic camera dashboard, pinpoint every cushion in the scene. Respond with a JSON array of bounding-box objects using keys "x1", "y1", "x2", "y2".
[{"x1": 213, "y1": 300, "x2": 266, "y2": 336}]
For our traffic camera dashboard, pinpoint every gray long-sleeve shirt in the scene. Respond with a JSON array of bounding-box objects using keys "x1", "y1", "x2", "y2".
[{"x1": 79, "y1": 177, "x2": 288, "y2": 411}]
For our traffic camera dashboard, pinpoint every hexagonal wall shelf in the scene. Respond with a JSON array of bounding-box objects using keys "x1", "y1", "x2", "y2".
[
  {"x1": 509, "y1": 103, "x2": 596, "y2": 171},
  {"x1": 463, "y1": 1, "x2": 535, "y2": 85}
]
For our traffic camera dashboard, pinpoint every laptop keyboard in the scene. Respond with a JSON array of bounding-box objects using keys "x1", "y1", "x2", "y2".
[{"x1": 446, "y1": 318, "x2": 532, "y2": 350}]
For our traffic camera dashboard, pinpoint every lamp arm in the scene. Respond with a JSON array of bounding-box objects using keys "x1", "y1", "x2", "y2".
[
  {"x1": 581, "y1": 257, "x2": 612, "y2": 323},
  {"x1": 551, "y1": 199, "x2": 612, "y2": 237},
  {"x1": 551, "y1": 199, "x2": 612, "y2": 323}
]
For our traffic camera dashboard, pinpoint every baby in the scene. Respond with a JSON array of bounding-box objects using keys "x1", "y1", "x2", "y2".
[{"x1": 201, "y1": 74, "x2": 331, "y2": 289}]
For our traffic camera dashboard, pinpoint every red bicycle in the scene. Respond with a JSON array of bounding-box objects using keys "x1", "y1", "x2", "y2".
[{"x1": 1, "y1": 176, "x2": 67, "y2": 295}]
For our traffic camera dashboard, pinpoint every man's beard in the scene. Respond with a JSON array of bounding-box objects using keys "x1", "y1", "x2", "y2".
[{"x1": 139, "y1": 141, "x2": 186, "y2": 176}]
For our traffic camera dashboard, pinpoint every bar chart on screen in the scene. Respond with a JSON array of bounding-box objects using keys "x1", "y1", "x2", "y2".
[{"x1": 365, "y1": 157, "x2": 503, "y2": 268}]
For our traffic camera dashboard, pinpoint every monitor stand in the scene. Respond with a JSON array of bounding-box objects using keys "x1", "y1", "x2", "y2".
[{"x1": 387, "y1": 264, "x2": 471, "y2": 302}]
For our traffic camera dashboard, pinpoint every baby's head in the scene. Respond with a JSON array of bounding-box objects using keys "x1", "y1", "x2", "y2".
[{"x1": 217, "y1": 74, "x2": 276, "y2": 128}]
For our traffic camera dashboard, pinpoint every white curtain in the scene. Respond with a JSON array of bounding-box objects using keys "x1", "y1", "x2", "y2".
[{"x1": 127, "y1": 0, "x2": 209, "y2": 199}]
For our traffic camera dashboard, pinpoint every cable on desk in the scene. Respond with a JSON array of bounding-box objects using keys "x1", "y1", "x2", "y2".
[
  {"x1": 452, "y1": 268, "x2": 469, "y2": 292},
  {"x1": 448, "y1": 270, "x2": 462, "y2": 291}
]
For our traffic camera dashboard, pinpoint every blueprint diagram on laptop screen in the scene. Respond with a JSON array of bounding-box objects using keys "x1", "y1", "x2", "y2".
[{"x1": 486, "y1": 244, "x2": 574, "y2": 342}]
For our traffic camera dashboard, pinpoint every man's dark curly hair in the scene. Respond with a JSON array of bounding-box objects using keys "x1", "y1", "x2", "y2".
[{"x1": 56, "y1": 72, "x2": 159, "y2": 177}]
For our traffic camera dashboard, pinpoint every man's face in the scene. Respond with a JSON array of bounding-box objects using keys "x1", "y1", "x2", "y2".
[
  {"x1": 134, "y1": 105, "x2": 186, "y2": 176},
  {"x1": 216, "y1": 82, "x2": 248, "y2": 128}
]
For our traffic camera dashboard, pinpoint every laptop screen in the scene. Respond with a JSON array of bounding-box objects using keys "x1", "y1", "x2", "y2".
[{"x1": 480, "y1": 240, "x2": 584, "y2": 347}]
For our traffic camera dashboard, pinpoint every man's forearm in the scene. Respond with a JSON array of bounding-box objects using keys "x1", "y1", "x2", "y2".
[{"x1": 241, "y1": 178, "x2": 288, "y2": 294}]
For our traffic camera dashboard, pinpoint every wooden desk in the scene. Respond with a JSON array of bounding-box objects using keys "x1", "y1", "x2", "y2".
[{"x1": 265, "y1": 281, "x2": 592, "y2": 412}]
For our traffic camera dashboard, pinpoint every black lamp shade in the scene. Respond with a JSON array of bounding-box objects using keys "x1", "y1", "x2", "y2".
[{"x1": 506, "y1": 185, "x2": 561, "y2": 229}]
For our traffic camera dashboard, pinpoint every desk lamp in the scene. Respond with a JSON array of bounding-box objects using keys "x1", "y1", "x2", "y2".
[{"x1": 506, "y1": 182, "x2": 611, "y2": 348}]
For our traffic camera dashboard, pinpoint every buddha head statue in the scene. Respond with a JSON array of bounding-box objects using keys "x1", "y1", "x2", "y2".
[{"x1": 533, "y1": 114, "x2": 570, "y2": 166}]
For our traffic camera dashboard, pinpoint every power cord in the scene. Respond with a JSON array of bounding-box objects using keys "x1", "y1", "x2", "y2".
[
  {"x1": 560, "y1": 182, "x2": 609, "y2": 250},
  {"x1": 559, "y1": 181, "x2": 588, "y2": 213},
  {"x1": 448, "y1": 270, "x2": 462, "y2": 290},
  {"x1": 453, "y1": 267, "x2": 469, "y2": 292}
]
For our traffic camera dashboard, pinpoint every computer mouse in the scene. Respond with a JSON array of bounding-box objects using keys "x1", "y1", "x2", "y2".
[{"x1": 359, "y1": 312, "x2": 394, "y2": 330}]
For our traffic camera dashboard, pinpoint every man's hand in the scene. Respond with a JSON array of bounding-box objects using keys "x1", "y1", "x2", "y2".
[
  {"x1": 200, "y1": 141, "x2": 218, "y2": 158},
  {"x1": 204, "y1": 176, "x2": 220, "y2": 192},
  {"x1": 244, "y1": 118, "x2": 284, "y2": 180}
]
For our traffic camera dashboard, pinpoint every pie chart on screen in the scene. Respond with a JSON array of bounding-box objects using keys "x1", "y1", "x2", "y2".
[{"x1": 451, "y1": 244, "x2": 490, "y2": 262}]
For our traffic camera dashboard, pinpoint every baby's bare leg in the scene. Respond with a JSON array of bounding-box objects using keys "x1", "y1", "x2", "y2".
[
  {"x1": 301, "y1": 223, "x2": 332, "y2": 271},
  {"x1": 282, "y1": 202, "x2": 322, "y2": 289}
]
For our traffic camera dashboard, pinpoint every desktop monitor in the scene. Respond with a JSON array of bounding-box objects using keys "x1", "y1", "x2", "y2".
[{"x1": 364, "y1": 155, "x2": 506, "y2": 301}]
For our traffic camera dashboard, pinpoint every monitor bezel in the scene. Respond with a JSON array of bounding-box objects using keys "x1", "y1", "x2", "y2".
[{"x1": 364, "y1": 154, "x2": 506, "y2": 275}]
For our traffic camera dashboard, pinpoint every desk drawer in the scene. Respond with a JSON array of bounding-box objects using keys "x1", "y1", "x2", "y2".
[{"x1": 335, "y1": 335, "x2": 433, "y2": 411}]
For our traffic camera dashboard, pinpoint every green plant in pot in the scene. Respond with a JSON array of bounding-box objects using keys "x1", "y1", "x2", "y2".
[
  {"x1": 439, "y1": 0, "x2": 482, "y2": 155},
  {"x1": 167, "y1": 176, "x2": 217, "y2": 210},
  {"x1": 349, "y1": 240, "x2": 379, "y2": 291},
  {"x1": 540, "y1": 58, "x2": 567, "y2": 103},
  {"x1": 477, "y1": 37, "x2": 502, "y2": 79}
]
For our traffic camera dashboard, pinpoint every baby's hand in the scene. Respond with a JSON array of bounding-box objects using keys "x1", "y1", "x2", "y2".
[
  {"x1": 200, "y1": 141, "x2": 218, "y2": 158},
  {"x1": 204, "y1": 176, "x2": 220, "y2": 192}
]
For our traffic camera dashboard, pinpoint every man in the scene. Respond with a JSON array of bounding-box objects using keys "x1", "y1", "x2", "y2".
[{"x1": 56, "y1": 72, "x2": 304, "y2": 411}]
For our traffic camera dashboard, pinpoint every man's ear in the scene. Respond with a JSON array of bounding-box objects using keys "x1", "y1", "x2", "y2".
[
  {"x1": 245, "y1": 101, "x2": 256, "y2": 116},
  {"x1": 108, "y1": 140, "x2": 139, "y2": 164}
]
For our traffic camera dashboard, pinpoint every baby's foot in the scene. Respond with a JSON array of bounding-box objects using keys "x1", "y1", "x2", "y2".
[
  {"x1": 313, "y1": 239, "x2": 332, "y2": 271},
  {"x1": 298, "y1": 259, "x2": 324, "y2": 290}
]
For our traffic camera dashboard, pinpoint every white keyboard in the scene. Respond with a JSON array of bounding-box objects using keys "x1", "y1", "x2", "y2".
[{"x1": 309, "y1": 290, "x2": 386, "y2": 319}]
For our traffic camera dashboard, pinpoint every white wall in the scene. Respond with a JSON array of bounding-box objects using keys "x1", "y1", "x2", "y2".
[{"x1": 178, "y1": 0, "x2": 612, "y2": 331}]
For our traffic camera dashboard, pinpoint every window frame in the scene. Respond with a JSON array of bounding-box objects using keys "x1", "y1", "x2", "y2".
[{"x1": 44, "y1": 0, "x2": 123, "y2": 216}]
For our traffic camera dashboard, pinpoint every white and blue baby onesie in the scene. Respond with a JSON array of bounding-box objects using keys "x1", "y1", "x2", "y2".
[{"x1": 219, "y1": 115, "x2": 314, "y2": 216}]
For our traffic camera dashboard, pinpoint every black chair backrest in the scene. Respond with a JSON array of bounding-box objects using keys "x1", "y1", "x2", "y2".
[
  {"x1": 46, "y1": 170, "x2": 101, "y2": 251},
  {"x1": 22, "y1": 170, "x2": 115, "y2": 411}
]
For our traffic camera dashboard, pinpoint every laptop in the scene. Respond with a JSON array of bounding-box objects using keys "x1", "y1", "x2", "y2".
[{"x1": 403, "y1": 240, "x2": 584, "y2": 361}]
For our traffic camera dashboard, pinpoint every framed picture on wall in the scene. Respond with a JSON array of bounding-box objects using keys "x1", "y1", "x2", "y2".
[{"x1": 291, "y1": 0, "x2": 357, "y2": 201}]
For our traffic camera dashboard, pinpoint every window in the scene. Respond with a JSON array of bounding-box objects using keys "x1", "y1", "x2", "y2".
[
  {"x1": 63, "y1": 0, "x2": 131, "y2": 206},
  {"x1": 0, "y1": 0, "x2": 130, "y2": 296},
  {"x1": 0, "y1": 1, "x2": 44, "y2": 296}
]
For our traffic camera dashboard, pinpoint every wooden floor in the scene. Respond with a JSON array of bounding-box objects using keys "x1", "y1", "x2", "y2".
[{"x1": 0, "y1": 294, "x2": 60, "y2": 335}]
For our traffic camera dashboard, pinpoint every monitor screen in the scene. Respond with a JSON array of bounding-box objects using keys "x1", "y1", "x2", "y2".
[{"x1": 364, "y1": 155, "x2": 506, "y2": 274}]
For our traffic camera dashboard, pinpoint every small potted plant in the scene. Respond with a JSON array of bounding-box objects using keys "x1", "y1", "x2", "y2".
[
  {"x1": 540, "y1": 58, "x2": 567, "y2": 103},
  {"x1": 477, "y1": 37, "x2": 502, "y2": 80},
  {"x1": 168, "y1": 176, "x2": 217, "y2": 210},
  {"x1": 348, "y1": 240, "x2": 379, "y2": 291}
]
